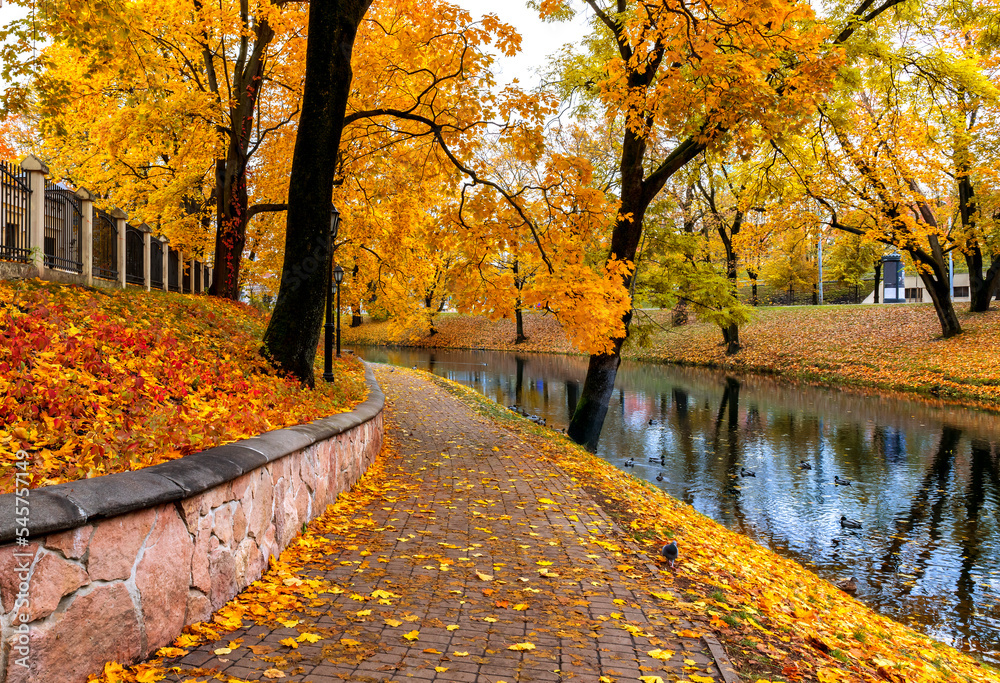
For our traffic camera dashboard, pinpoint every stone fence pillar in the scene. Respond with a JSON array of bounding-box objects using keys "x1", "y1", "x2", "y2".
[
  {"x1": 161, "y1": 237, "x2": 170, "y2": 292},
  {"x1": 112, "y1": 208, "x2": 127, "y2": 288},
  {"x1": 138, "y1": 223, "x2": 151, "y2": 291},
  {"x1": 21, "y1": 155, "x2": 48, "y2": 277},
  {"x1": 76, "y1": 188, "x2": 95, "y2": 287}
]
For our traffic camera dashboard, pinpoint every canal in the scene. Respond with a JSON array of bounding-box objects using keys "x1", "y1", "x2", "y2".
[{"x1": 353, "y1": 346, "x2": 1000, "y2": 663}]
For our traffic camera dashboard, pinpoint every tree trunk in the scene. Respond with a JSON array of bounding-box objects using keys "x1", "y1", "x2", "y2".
[
  {"x1": 567, "y1": 351, "x2": 621, "y2": 451},
  {"x1": 917, "y1": 265, "x2": 963, "y2": 338},
  {"x1": 515, "y1": 306, "x2": 527, "y2": 344},
  {"x1": 671, "y1": 300, "x2": 689, "y2": 326},
  {"x1": 721, "y1": 323, "x2": 740, "y2": 355},
  {"x1": 351, "y1": 309, "x2": 363, "y2": 327},
  {"x1": 210, "y1": 20, "x2": 275, "y2": 300},
  {"x1": 873, "y1": 261, "x2": 881, "y2": 304},
  {"x1": 968, "y1": 250, "x2": 1000, "y2": 312},
  {"x1": 261, "y1": 0, "x2": 372, "y2": 384}
]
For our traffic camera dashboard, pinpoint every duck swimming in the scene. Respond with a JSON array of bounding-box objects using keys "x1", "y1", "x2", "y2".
[{"x1": 840, "y1": 515, "x2": 862, "y2": 529}]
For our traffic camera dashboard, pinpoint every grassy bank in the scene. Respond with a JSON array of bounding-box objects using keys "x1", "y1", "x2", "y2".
[
  {"x1": 0, "y1": 279, "x2": 367, "y2": 492},
  {"x1": 343, "y1": 305, "x2": 1000, "y2": 410},
  {"x1": 429, "y1": 370, "x2": 999, "y2": 683}
]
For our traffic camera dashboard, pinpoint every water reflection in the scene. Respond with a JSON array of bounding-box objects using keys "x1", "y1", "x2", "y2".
[{"x1": 354, "y1": 346, "x2": 1000, "y2": 662}]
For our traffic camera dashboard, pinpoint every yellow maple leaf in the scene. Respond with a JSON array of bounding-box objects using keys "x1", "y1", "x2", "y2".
[
  {"x1": 689, "y1": 675, "x2": 715, "y2": 683},
  {"x1": 435, "y1": 666, "x2": 449, "y2": 672},
  {"x1": 297, "y1": 633, "x2": 322, "y2": 643},
  {"x1": 262, "y1": 669, "x2": 286, "y2": 679},
  {"x1": 650, "y1": 591, "x2": 675, "y2": 601},
  {"x1": 453, "y1": 651, "x2": 470, "y2": 656},
  {"x1": 356, "y1": 609, "x2": 372, "y2": 617},
  {"x1": 279, "y1": 637, "x2": 298, "y2": 649},
  {"x1": 155, "y1": 647, "x2": 187, "y2": 658},
  {"x1": 134, "y1": 667, "x2": 166, "y2": 683},
  {"x1": 599, "y1": 677, "x2": 614, "y2": 683},
  {"x1": 647, "y1": 648, "x2": 674, "y2": 660},
  {"x1": 639, "y1": 677, "x2": 665, "y2": 683},
  {"x1": 385, "y1": 618, "x2": 403, "y2": 627},
  {"x1": 340, "y1": 638, "x2": 361, "y2": 647},
  {"x1": 213, "y1": 647, "x2": 232, "y2": 655},
  {"x1": 538, "y1": 498, "x2": 557, "y2": 504},
  {"x1": 507, "y1": 642, "x2": 536, "y2": 651},
  {"x1": 476, "y1": 571, "x2": 494, "y2": 581},
  {"x1": 447, "y1": 624, "x2": 460, "y2": 631},
  {"x1": 513, "y1": 603, "x2": 528, "y2": 611},
  {"x1": 403, "y1": 630, "x2": 420, "y2": 641}
]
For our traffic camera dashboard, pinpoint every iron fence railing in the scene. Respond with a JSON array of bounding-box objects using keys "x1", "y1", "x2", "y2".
[
  {"x1": 125, "y1": 225, "x2": 144, "y2": 285},
  {"x1": 0, "y1": 161, "x2": 31, "y2": 263},
  {"x1": 43, "y1": 183, "x2": 83, "y2": 273},
  {"x1": 150, "y1": 238, "x2": 164, "y2": 289},
  {"x1": 168, "y1": 248, "x2": 180, "y2": 292},
  {"x1": 93, "y1": 208, "x2": 118, "y2": 281},
  {"x1": 194, "y1": 261, "x2": 202, "y2": 292},
  {"x1": 182, "y1": 260, "x2": 191, "y2": 293}
]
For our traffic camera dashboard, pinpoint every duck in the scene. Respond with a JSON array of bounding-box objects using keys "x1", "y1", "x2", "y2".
[
  {"x1": 835, "y1": 476, "x2": 852, "y2": 486},
  {"x1": 624, "y1": 458, "x2": 635, "y2": 467},
  {"x1": 648, "y1": 456, "x2": 661, "y2": 463},
  {"x1": 840, "y1": 515, "x2": 862, "y2": 529},
  {"x1": 798, "y1": 461, "x2": 812, "y2": 470},
  {"x1": 740, "y1": 467, "x2": 756, "y2": 478},
  {"x1": 648, "y1": 419, "x2": 655, "y2": 425},
  {"x1": 661, "y1": 540, "x2": 679, "y2": 569},
  {"x1": 835, "y1": 576, "x2": 858, "y2": 594},
  {"x1": 656, "y1": 472, "x2": 664, "y2": 482}
]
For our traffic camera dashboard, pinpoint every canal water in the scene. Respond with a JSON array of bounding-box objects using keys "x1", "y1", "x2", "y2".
[{"x1": 353, "y1": 346, "x2": 1000, "y2": 663}]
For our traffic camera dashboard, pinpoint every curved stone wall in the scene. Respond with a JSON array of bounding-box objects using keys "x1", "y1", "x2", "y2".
[{"x1": 0, "y1": 365, "x2": 385, "y2": 683}]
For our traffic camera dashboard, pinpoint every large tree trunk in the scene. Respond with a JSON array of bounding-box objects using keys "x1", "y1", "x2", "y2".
[
  {"x1": 210, "y1": 20, "x2": 275, "y2": 300},
  {"x1": 967, "y1": 249, "x2": 1000, "y2": 312},
  {"x1": 721, "y1": 323, "x2": 740, "y2": 355},
  {"x1": 261, "y1": 0, "x2": 372, "y2": 384},
  {"x1": 916, "y1": 259, "x2": 962, "y2": 338},
  {"x1": 873, "y1": 261, "x2": 881, "y2": 303},
  {"x1": 566, "y1": 350, "x2": 622, "y2": 451},
  {"x1": 515, "y1": 306, "x2": 527, "y2": 344},
  {"x1": 351, "y1": 308, "x2": 363, "y2": 327}
]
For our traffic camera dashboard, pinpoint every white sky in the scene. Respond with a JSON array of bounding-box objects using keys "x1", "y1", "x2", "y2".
[{"x1": 449, "y1": 0, "x2": 591, "y2": 88}]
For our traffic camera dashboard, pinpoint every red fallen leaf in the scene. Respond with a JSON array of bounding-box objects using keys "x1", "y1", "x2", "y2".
[
  {"x1": 782, "y1": 664, "x2": 802, "y2": 681},
  {"x1": 495, "y1": 600, "x2": 510, "y2": 608}
]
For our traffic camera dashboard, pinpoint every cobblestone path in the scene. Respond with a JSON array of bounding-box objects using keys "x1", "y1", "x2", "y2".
[{"x1": 157, "y1": 367, "x2": 730, "y2": 683}]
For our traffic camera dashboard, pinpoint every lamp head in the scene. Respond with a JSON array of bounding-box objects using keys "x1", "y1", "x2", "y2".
[
  {"x1": 330, "y1": 204, "x2": 341, "y2": 239},
  {"x1": 333, "y1": 264, "x2": 344, "y2": 284}
]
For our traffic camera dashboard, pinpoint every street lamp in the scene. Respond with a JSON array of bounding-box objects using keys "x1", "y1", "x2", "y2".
[
  {"x1": 333, "y1": 264, "x2": 344, "y2": 358},
  {"x1": 323, "y1": 205, "x2": 341, "y2": 382}
]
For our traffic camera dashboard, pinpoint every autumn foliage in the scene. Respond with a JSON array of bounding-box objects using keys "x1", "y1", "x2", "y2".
[{"x1": 0, "y1": 280, "x2": 367, "y2": 492}]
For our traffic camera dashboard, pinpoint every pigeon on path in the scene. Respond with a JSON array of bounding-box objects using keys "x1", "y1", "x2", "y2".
[{"x1": 662, "y1": 540, "x2": 679, "y2": 569}]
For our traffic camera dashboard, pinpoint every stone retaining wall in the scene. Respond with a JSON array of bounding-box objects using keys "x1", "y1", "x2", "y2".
[{"x1": 0, "y1": 365, "x2": 385, "y2": 683}]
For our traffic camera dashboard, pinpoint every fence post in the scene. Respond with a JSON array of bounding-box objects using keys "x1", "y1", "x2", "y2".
[
  {"x1": 75, "y1": 188, "x2": 95, "y2": 287},
  {"x1": 189, "y1": 256, "x2": 196, "y2": 293},
  {"x1": 208, "y1": 266, "x2": 213, "y2": 292},
  {"x1": 112, "y1": 208, "x2": 127, "y2": 288},
  {"x1": 138, "y1": 223, "x2": 151, "y2": 291},
  {"x1": 20, "y1": 154, "x2": 48, "y2": 278},
  {"x1": 161, "y1": 237, "x2": 170, "y2": 292},
  {"x1": 177, "y1": 250, "x2": 184, "y2": 292}
]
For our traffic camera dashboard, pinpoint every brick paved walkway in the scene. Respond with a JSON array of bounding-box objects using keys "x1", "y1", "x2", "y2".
[{"x1": 157, "y1": 367, "x2": 728, "y2": 683}]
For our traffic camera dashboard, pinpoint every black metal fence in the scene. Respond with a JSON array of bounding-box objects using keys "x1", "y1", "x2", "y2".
[
  {"x1": 182, "y1": 260, "x2": 191, "y2": 293},
  {"x1": 43, "y1": 184, "x2": 83, "y2": 273},
  {"x1": 93, "y1": 208, "x2": 118, "y2": 281},
  {"x1": 125, "y1": 225, "x2": 144, "y2": 285},
  {"x1": 150, "y1": 238, "x2": 164, "y2": 289},
  {"x1": 168, "y1": 248, "x2": 180, "y2": 292},
  {"x1": 194, "y1": 261, "x2": 202, "y2": 291},
  {"x1": 0, "y1": 161, "x2": 31, "y2": 263},
  {"x1": 739, "y1": 279, "x2": 878, "y2": 307}
]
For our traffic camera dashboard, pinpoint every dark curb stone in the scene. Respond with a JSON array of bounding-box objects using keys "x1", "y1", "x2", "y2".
[{"x1": 0, "y1": 363, "x2": 385, "y2": 543}]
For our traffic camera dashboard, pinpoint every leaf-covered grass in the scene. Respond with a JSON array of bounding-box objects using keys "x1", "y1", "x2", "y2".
[
  {"x1": 0, "y1": 279, "x2": 368, "y2": 492},
  {"x1": 346, "y1": 305, "x2": 1000, "y2": 410},
  {"x1": 430, "y1": 371, "x2": 1000, "y2": 683}
]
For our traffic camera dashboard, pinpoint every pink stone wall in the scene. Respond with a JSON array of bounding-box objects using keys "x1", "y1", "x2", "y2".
[{"x1": 0, "y1": 412, "x2": 382, "y2": 683}]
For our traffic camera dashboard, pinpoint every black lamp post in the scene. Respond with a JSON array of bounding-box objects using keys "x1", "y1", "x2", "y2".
[
  {"x1": 323, "y1": 205, "x2": 341, "y2": 382},
  {"x1": 333, "y1": 264, "x2": 344, "y2": 357}
]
